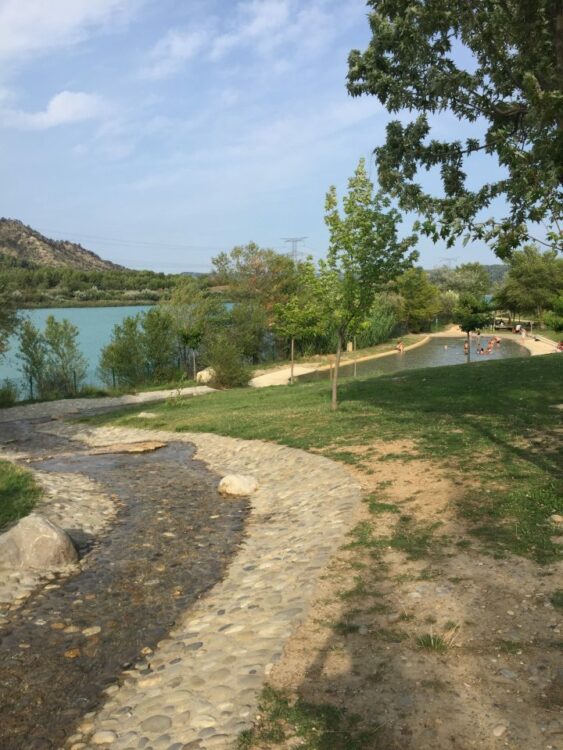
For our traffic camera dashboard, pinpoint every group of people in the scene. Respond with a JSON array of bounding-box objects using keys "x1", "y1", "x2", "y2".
[{"x1": 463, "y1": 333, "x2": 502, "y2": 356}]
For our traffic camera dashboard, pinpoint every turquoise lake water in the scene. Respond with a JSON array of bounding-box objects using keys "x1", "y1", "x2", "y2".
[{"x1": 0, "y1": 306, "x2": 151, "y2": 394}]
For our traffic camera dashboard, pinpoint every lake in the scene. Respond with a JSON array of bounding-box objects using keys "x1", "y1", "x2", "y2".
[{"x1": 0, "y1": 306, "x2": 151, "y2": 395}]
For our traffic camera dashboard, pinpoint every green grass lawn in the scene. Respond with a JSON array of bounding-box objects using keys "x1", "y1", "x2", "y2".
[
  {"x1": 85, "y1": 354, "x2": 563, "y2": 562},
  {"x1": 0, "y1": 460, "x2": 41, "y2": 530}
]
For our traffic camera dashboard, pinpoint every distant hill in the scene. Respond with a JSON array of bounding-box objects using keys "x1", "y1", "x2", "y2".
[{"x1": 0, "y1": 218, "x2": 125, "y2": 271}]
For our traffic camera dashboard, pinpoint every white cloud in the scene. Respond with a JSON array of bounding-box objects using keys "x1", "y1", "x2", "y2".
[
  {"x1": 5, "y1": 91, "x2": 109, "y2": 130},
  {"x1": 142, "y1": 29, "x2": 209, "y2": 80},
  {"x1": 143, "y1": 0, "x2": 353, "y2": 80},
  {"x1": 0, "y1": 0, "x2": 138, "y2": 62}
]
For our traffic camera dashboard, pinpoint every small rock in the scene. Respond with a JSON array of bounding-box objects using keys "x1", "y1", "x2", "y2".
[
  {"x1": 64, "y1": 648, "x2": 81, "y2": 660},
  {"x1": 136, "y1": 412, "x2": 158, "y2": 419},
  {"x1": 549, "y1": 514, "x2": 563, "y2": 525},
  {"x1": 493, "y1": 724, "x2": 507, "y2": 738},
  {"x1": 82, "y1": 626, "x2": 101, "y2": 637},
  {"x1": 218, "y1": 475, "x2": 258, "y2": 497},
  {"x1": 387, "y1": 613, "x2": 401, "y2": 624},
  {"x1": 140, "y1": 715, "x2": 172, "y2": 733},
  {"x1": 91, "y1": 730, "x2": 117, "y2": 745}
]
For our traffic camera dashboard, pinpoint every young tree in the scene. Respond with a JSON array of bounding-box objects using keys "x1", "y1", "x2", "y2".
[
  {"x1": 273, "y1": 262, "x2": 324, "y2": 383},
  {"x1": 18, "y1": 319, "x2": 47, "y2": 397},
  {"x1": 43, "y1": 316, "x2": 87, "y2": 395},
  {"x1": 19, "y1": 317, "x2": 87, "y2": 397},
  {"x1": 453, "y1": 294, "x2": 492, "y2": 360},
  {"x1": 0, "y1": 296, "x2": 19, "y2": 359},
  {"x1": 321, "y1": 158, "x2": 418, "y2": 409},
  {"x1": 347, "y1": 0, "x2": 563, "y2": 258},
  {"x1": 395, "y1": 267, "x2": 441, "y2": 332},
  {"x1": 99, "y1": 315, "x2": 145, "y2": 388}
]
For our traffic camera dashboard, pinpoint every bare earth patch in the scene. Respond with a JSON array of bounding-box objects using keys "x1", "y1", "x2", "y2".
[{"x1": 253, "y1": 441, "x2": 563, "y2": 750}]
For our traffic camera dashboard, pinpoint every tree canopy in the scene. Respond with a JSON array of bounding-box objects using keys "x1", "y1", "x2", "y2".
[
  {"x1": 493, "y1": 245, "x2": 563, "y2": 319},
  {"x1": 347, "y1": 0, "x2": 563, "y2": 258}
]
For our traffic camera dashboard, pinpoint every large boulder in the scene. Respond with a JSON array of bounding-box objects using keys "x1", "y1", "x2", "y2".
[
  {"x1": 0, "y1": 514, "x2": 78, "y2": 570},
  {"x1": 218, "y1": 474, "x2": 259, "y2": 497},
  {"x1": 196, "y1": 367, "x2": 216, "y2": 385}
]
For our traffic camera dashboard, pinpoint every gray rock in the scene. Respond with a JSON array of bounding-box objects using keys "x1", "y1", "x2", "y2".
[
  {"x1": 0, "y1": 514, "x2": 78, "y2": 570},
  {"x1": 218, "y1": 475, "x2": 258, "y2": 497}
]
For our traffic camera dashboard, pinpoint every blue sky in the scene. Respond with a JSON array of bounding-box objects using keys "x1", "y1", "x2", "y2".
[{"x1": 0, "y1": 0, "x2": 501, "y2": 272}]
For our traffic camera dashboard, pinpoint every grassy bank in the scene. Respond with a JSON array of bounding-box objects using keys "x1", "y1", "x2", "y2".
[
  {"x1": 0, "y1": 460, "x2": 41, "y2": 530},
  {"x1": 82, "y1": 354, "x2": 562, "y2": 748},
  {"x1": 86, "y1": 354, "x2": 562, "y2": 562}
]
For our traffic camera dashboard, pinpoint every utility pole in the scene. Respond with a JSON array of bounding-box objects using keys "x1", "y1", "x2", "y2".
[{"x1": 282, "y1": 236, "x2": 307, "y2": 263}]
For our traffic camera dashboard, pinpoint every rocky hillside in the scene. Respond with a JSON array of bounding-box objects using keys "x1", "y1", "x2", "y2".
[{"x1": 0, "y1": 218, "x2": 124, "y2": 271}]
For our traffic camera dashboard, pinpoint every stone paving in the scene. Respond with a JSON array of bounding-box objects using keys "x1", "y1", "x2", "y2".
[
  {"x1": 0, "y1": 386, "x2": 214, "y2": 423},
  {"x1": 0, "y1": 400, "x2": 362, "y2": 750}
]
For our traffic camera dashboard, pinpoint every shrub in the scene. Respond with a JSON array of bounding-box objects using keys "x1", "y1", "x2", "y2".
[
  {"x1": 206, "y1": 334, "x2": 251, "y2": 388},
  {"x1": 0, "y1": 379, "x2": 18, "y2": 407}
]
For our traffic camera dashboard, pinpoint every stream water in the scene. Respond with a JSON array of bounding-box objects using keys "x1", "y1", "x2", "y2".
[{"x1": 0, "y1": 418, "x2": 248, "y2": 750}]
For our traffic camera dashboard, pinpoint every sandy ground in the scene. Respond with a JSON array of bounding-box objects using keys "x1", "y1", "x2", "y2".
[{"x1": 255, "y1": 441, "x2": 563, "y2": 750}]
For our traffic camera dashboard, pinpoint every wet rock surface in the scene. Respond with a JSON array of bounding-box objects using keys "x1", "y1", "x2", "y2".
[{"x1": 0, "y1": 422, "x2": 247, "y2": 750}]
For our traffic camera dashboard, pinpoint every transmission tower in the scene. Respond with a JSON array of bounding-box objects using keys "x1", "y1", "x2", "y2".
[{"x1": 282, "y1": 236, "x2": 307, "y2": 262}]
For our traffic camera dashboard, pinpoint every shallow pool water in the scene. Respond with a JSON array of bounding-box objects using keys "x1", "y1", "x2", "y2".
[{"x1": 299, "y1": 335, "x2": 530, "y2": 383}]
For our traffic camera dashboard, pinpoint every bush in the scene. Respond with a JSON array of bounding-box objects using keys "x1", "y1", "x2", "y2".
[
  {"x1": 206, "y1": 335, "x2": 251, "y2": 388},
  {"x1": 0, "y1": 379, "x2": 18, "y2": 407}
]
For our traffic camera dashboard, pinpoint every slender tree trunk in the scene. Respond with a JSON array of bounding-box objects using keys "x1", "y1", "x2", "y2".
[
  {"x1": 331, "y1": 333, "x2": 343, "y2": 411},
  {"x1": 192, "y1": 351, "x2": 197, "y2": 379},
  {"x1": 290, "y1": 337, "x2": 295, "y2": 384},
  {"x1": 467, "y1": 331, "x2": 471, "y2": 363}
]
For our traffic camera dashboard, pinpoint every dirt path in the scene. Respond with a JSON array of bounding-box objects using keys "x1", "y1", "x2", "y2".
[{"x1": 251, "y1": 440, "x2": 563, "y2": 749}]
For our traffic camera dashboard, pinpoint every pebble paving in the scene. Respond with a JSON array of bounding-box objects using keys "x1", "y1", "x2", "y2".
[{"x1": 0, "y1": 393, "x2": 361, "y2": 750}]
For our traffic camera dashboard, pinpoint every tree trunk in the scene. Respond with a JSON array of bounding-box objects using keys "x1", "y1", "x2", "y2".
[
  {"x1": 290, "y1": 337, "x2": 295, "y2": 384},
  {"x1": 467, "y1": 331, "x2": 471, "y2": 363},
  {"x1": 331, "y1": 333, "x2": 343, "y2": 411}
]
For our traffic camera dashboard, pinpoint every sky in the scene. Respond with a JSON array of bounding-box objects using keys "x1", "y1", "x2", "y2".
[{"x1": 0, "y1": 0, "x2": 502, "y2": 272}]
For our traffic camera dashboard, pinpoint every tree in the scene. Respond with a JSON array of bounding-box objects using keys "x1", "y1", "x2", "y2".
[
  {"x1": 18, "y1": 316, "x2": 87, "y2": 397},
  {"x1": 0, "y1": 296, "x2": 19, "y2": 359},
  {"x1": 211, "y1": 242, "x2": 301, "y2": 312},
  {"x1": 430, "y1": 263, "x2": 492, "y2": 298},
  {"x1": 43, "y1": 316, "x2": 87, "y2": 395},
  {"x1": 494, "y1": 245, "x2": 563, "y2": 321},
  {"x1": 347, "y1": 0, "x2": 563, "y2": 258},
  {"x1": 395, "y1": 267, "x2": 441, "y2": 332},
  {"x1": 99, "y1": 316, "x2": 145, "y2": 388},
  {"x1": 273, "y1": 261, "x2": 324, "y2": 383},
  {"x1": 321, "y1": 158, "x2": 418, "y2": 409},
  {"x1": 453, "y1": 294, "x2": 492, "y2": 359},
  {"x1": 165, "y1": 281, "x2": 231, "y2": 376},
  {"x1": 18, "y1": 319, "x2": 47, "y2": 397}
]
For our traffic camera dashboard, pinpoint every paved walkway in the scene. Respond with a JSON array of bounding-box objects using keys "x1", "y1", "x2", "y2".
[
  {"x1": 0, "y1": 403, "x2": 362, "y2": 750},
  {"x1": 0, "y1": 386, "x2": 214, "y2": 423}
]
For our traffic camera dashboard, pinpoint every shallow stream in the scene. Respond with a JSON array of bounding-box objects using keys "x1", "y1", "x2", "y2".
[{"x1": 0, "y1": 420, "x2": 248, "y2": 750}]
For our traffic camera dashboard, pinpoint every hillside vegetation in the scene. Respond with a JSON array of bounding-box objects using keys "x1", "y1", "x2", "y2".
[{"x1": 0, "y1": 218, "x2": 123, "y2": 271}]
